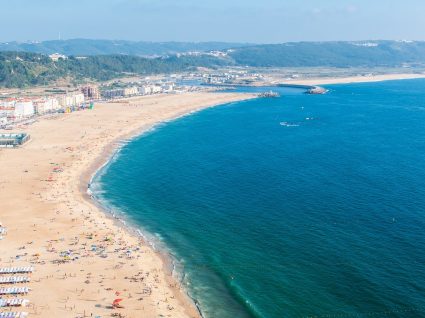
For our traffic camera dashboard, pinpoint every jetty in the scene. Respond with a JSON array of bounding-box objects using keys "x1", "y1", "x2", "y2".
[
  {"x1": 258, "y1": 91, "x2": 280, "y2": 98},
  {"x1": 277, "y1": 83, "x2": 328, "y2": 94},
  {"x1": 306, "y1": 86, "x2": 328, "y2": 95}
]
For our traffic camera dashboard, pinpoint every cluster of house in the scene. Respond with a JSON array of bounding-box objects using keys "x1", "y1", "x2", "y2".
[
  {"x1": 0, "y1": 82, "x2": 177, "y2": 127},
  {"x1": 201, "y1": 71, "x2": 264, "y2": 85},
  {"x1": 101, "y1": 83, "x2": 175, "y2": 99},
  {"x1": 0, "y1": 92, "x2": 86, "y2": 126},
  {"x1": 0, "y1": 85, "x2": 104, "y2": 127},
  {"x1": 176, "y1": 50, "x2": 228, "y2": 58}
]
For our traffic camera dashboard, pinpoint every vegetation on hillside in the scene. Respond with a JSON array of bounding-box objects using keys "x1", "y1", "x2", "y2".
[
  {"x1": 2, "y1": 40, "x2": 425, "y2": 88},
  {"x1": 0, "y1": 39, "x2": 249, "y2": 56},
  {"x1": 0, "y1": 52, "x2": 232, "y2": 88},
  {"x1": 228, "y1": 41, "x2": 425, "y2": 67}
]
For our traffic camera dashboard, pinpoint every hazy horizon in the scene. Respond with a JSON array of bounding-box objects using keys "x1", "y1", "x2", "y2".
[
  {"x1": 1, "y1": 38, "x2": 423, "y2": 45},
  {"x1": 1, "y1": 0, "x2": 425, "y2": 43}
]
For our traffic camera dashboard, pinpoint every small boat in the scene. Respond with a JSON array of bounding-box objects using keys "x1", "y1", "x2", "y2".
[{"x1": 280, "y1": 122, "x2": 299, "y2": 127}]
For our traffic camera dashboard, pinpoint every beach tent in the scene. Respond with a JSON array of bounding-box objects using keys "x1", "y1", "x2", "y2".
[
  {"x1": 112, "y1": 298, "x2": 123, "y2": 308},
  {"x1": 0, "y1": 267, "x2": 34, "y2": 274},
  {"x1": 0, "y1": 312, "x2": 28, "y2": 318},
  {"x1": 0, "y1": 276, "x2": 30, "y2": 284}
]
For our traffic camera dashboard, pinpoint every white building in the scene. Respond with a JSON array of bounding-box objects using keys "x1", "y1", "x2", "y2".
[
  {"x1": 0, "y1": 114, "x2": 8, "y2": 126},
  {"x1": 72, "y1": 93, "x2": 85, "y2": 106},
  {"x1": 49, "y1": 53, "x2": 67, "y2": 61},
  {"x1": 124, "y1": 87, "x2": 138, "y2": 96},
  {"x1": 57, "y1": 95, "x2": 72, "y2": 108},
  {"x1": 33, "y1": 97, "x2": 60, "y2": 114},
  {"x1": 57, "y1": 93, "x2": 85, "y2": 108},
  {"x1": 151, "y1": 86, "x2": 162, "y2": 94},
  {"x1": 162, "y1": 84, "x2": 174, "y2": 92},
  {"x1": 0, "y1": 99, "x2": 16, "y2": 109},
  {"x1": 14, "y1": 101, "x2": 35, "y2": 118},
  {"x1": 138, "y1": 86, "x2": 152, "y2": 95}
]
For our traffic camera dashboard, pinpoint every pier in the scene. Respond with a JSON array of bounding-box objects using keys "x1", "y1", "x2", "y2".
[{"x1": 277, "y1": 83, "x2": 328, "y2": 94}]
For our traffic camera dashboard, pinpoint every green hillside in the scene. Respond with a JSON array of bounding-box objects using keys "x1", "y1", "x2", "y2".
[
  {"x1": 229, "y1": 41, "x2": 425, "y2": 67},
  {"x1": 0, "y1": 39, "x2": 249, "y2": 57},
  {"x1": 2, "y1": 40, "x2": 425, "y2": 88},
  {"x1": 0, "y1": 52, "x2": 232, "y2": 88}
]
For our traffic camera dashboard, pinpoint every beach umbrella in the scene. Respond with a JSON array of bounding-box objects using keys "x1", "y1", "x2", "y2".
[{"x1": 112, "y1": 299, "x2": 123, "y2": 307}]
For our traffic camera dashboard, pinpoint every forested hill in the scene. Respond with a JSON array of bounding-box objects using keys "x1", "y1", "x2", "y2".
[
  {"x1": 2, "y1": 39, "x2": 425, "y2": 68},
  {"x1": 0, "y1": 52, "x2": 232, "y2": 88},
  {"x1": 0, "y1": 39, "x2": 249, "y2": 57},
  {"x1": 227, "y1": 41, "x2": 425, "y2": 67},
  {"x1": 2, "y1": 40, "x2": 425, "y2": 88}
]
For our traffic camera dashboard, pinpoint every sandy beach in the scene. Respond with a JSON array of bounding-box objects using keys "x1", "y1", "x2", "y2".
[
  {"x1": 0, "y1": 72, "x2": 423, "y2": 318},
  {"x1": 284, "y1": 73, "x2": 425, "y2": 86},
  {"x1": 0, "y1": 91, "x2": 255, "y2": 318}
]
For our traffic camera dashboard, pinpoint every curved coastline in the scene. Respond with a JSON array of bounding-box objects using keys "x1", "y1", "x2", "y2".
[{"x1": 78, "y1": 93, "x2": 257, "y2": 318}]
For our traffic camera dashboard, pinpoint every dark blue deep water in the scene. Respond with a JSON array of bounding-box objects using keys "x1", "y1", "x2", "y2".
[{"x1": 93, "y1": 80, "x2": 425, "y2": 318}]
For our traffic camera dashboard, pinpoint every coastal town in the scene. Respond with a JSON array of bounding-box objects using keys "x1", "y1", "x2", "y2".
[
  {"x1": 1, "y1": 61, "x2": 420, "y2": 149},
  {"x1": 2, "y1": 60, "x2": 359, "y2": 131},
  {"x1": 0, "y1": 80, "x2": 181, "y2": 131},
  {"x1": 0, "y1": 59, "x2": 333, "y2": 140}
]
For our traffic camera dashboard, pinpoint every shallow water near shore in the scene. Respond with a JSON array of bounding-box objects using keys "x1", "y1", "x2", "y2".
[{"x1": 93, "y1": 79, "x2": 425, "y2": 318}]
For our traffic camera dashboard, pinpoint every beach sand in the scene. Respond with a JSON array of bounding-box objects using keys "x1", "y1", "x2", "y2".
[
  {"x1": 283, "y1": 73, "x2": 425, "y2": 85},
  {"x1": 0, "y1": 92, "x2": 255, "y2": 318}
]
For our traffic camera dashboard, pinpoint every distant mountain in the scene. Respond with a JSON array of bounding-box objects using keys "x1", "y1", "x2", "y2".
[
  {"x1": 228, "y1": 41, "x2": 425, "y2": 67},
  {"x1": 2, "y1": 40, "x2": 425, "y2": 88},
  {"x1": 2, "y1": 39, "x2": 425, "y2": 69},
  {"x1": 0, "y1": 39, "x2": 251, "y2": 57}
]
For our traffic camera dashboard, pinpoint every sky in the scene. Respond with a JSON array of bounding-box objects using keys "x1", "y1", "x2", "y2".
[{"x1": 1, "y1": 0, "x2": 424, "y2": 43}]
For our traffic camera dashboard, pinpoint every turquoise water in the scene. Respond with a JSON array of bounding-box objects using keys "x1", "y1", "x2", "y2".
[{"x1": 93, "y1": 80, "x2": 425, "y2": 318}]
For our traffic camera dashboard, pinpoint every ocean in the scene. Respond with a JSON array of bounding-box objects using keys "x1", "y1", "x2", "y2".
[{"x1": 92, "y1": 79, "x2": 425, "y2": 318}]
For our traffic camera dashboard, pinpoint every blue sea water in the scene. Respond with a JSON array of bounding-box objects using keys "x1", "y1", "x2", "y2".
[{"x1": 93, "y1": 79, "x2": 425, "y2": 318}]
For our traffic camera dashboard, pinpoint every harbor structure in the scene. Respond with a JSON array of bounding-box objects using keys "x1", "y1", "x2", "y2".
[
  {"x1": 307, "y1": 86, "x2": 328, "y2": 95},
  {"x1": 258, "y1": 91, "x2": 280, "y2": 98}
]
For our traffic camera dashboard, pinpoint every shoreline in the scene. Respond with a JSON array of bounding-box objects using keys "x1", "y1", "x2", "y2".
[
  {"x1": 281, "y1": 73, "x2": 425, "y2": 86},
  {"x1": 1, "y1": 74, "x2": 423, "y2": 317},
  {"x1": 80, "y1": 97, "x2": 256, "y2": 317},
  {"x1": 0, "y1": 91, "x2": 256, "y2": 318},
  {"x1": 200, "y1": 73, "x2": 425, "y2": 92},
  {"x1": 79, "y1": 93, "x2": 259, "y2": 318}
]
